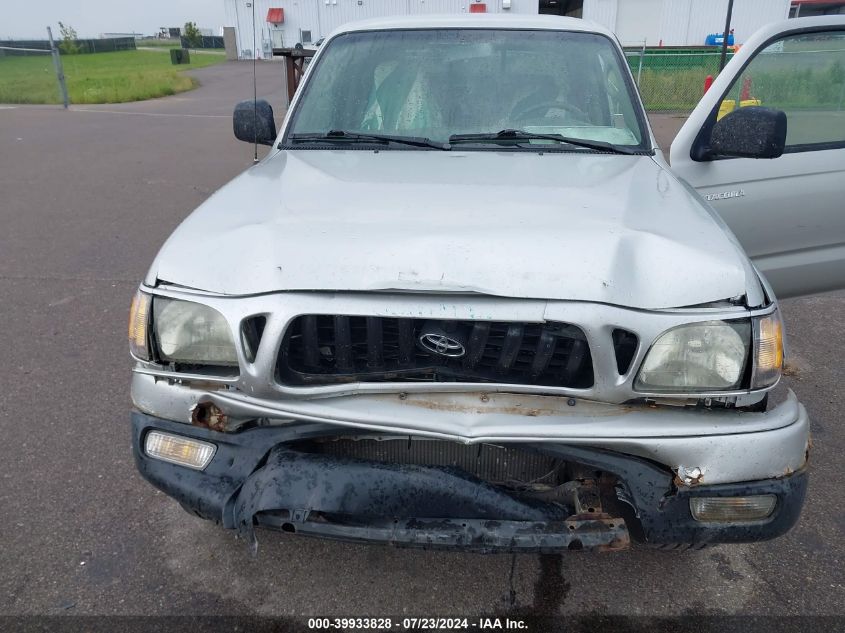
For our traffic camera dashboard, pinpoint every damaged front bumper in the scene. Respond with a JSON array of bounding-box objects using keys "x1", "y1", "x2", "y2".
[
  {"x1": 130, "y1": 400, "x2": 809, "y2": 551},
  {"x1": 132, "y1": 372, "x2": 810, "y2": 486},
  {"x1": 236, "y1": 447, "x2": 631, "y2": 552}
]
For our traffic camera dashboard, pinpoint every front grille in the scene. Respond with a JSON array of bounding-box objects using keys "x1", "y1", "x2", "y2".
[
  {"x1": 302, "y1": 438, "x2": 562, "y2": 485},
  {"x1": 278, "y1": 315, "x2": 594, "y2": 388}
]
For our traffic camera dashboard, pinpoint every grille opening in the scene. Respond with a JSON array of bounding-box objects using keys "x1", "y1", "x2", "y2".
[
  {"x1": 240, "y1": 316, "x2": 267, "y2": 363},
  {"x1": 278, "y1": 315, "x2": 594, "y2": 388},
  {"x1": 296, "y1": 437, "x2": 565, "y2": 488},
  {"x1": 612, "y1": 328, "x2": 638, "y2": 375},
  {"x1": 255, "y1": 440, "x2": 636, "y2": 541},
  {"x1": 168, "y1": 363, "x2": 239, "y2": 377}
]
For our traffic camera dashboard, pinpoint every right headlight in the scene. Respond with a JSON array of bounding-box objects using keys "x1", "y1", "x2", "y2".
[
  {"x1": 635, "y1": 312, "x2": 783, "y2": 393},
  {"x1": 153, "y1": 298, "x2": 238, "y2": 366}
]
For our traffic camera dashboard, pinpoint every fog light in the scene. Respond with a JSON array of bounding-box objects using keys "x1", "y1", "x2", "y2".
[
  {"x1": 690, "y1": 495, "x2": 776, "y2": 523},
  {"x1": 145, "y1": 431, "x2": 215, "y2": 470}
]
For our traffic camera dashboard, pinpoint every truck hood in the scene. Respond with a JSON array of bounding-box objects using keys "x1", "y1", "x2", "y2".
[{"x1": 147, "y1": 150, "x2": 761, "y2": 310}]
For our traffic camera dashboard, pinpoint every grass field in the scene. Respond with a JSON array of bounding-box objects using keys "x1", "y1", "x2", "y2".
[
  {"x1": 628, "y1": 37, "x2": 845, "y2": 111},
  {"x1": 0, "y1": 49, "x2": 226, "y2": 104},
  {"x1": 637, "y1": 67, "x2": 718, "y2": 111},
  {"x1": 626, "y1": 51, "x2": 727, "y2": 112}
]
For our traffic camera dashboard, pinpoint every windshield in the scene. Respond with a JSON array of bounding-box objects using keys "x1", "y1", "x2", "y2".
[{"x1": 285, "y1": 28, "x2": 647, "y2": 150}]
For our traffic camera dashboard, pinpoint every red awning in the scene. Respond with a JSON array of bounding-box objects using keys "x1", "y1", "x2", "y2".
[{"x1": 267, "y1": 8, "x2": 284, "y2": 24}]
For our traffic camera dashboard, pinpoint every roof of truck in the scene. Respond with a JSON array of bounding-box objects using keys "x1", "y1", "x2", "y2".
[{"x1": 328, "y1": 14, "x2": 613, "y2": 39}]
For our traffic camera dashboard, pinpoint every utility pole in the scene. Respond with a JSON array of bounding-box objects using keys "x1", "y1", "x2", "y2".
[
  {"x1": 719, "y1": 0, "x2": 735, "y2": 72},
  {"x1": 47, "y1": 26, "x2": 69, "y2": 108}
]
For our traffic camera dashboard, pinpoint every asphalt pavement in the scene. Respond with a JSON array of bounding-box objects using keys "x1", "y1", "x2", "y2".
[{"x1": 0, "y1": 61, "x2": 842, "y2": 622}]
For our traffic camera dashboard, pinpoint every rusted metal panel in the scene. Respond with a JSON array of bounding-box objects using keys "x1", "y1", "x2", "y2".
[{"x1": 189, "y1": 401, "x2": 228, "y2": 432}]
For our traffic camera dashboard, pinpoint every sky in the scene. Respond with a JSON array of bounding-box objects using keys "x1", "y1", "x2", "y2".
[{"x1": 2, "y1": 0, "x2": 227, "y2": 39}]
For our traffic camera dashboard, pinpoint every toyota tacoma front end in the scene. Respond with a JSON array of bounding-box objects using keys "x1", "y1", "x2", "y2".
[{"x1": 128, "y1": 15, "x2": 811, "y2": 552}]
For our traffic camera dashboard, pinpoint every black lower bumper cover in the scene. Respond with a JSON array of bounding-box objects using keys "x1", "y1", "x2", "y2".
[
  {"x1": 131, "y1": 411, "x2": 808, "y2": 551},
  {"x1": 234, "y1": 447, "x2": 628, "y2": 552}
]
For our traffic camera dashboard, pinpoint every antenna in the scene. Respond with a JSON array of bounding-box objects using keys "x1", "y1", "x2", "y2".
[{"x1": 250, "y1": 0, "x2": 258, "y2": 162}]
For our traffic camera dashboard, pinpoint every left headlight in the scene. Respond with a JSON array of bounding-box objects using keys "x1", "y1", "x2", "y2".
[
  {"x1": 635, "y1": 320, "x2": 751, "y2": 392},
  {"x1": 153, "y1": 298, "x2": 238, "y2": 366}
]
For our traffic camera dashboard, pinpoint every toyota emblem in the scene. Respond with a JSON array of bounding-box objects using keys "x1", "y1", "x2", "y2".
[{"x1": 419, "y1": 333, "x2": 466, "y2": 358}]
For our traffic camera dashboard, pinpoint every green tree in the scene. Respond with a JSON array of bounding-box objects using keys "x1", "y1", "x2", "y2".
[
  {"x1": 183, "y1": 21, "x2": 202, "y2": 48},
  {"x1": 57, "y1": 21, "x2": 80, "y2": 55}
]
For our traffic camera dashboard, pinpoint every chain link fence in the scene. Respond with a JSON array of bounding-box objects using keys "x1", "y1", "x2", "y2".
[
  {"x1": 0, "y1": 37, "x2": 136, "y2": 56},
  {"x1": 624, "y1": 46, "x2": 736, "y2": 114},
  {"x1": 0, "y1": 32, "x2": 226, "y2": 106},
  {"x1": 179, "y1": 35, "x2": 225, "y2": 49},
  {"x1": 0, "y1": 36, "x2": 141, "y2": 104},
  {"x1": 0, "y1": 32, "x2": 68, "y2": 106}
]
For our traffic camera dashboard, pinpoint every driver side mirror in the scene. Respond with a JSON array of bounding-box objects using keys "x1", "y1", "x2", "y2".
[
  {"x1": 708, "y1": 106, "x2": 787, "y2": 159},
  {"x1": 233, "y1": 99, "x2": 277, "y2": 146}
]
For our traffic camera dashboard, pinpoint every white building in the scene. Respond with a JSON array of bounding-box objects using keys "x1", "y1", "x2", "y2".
[
  {"x1": 223, "y1": 0, "x2": 792, "y2": 58},
  {"x1": 601, "y1": 0, "x2": 792, "y2": 47}
]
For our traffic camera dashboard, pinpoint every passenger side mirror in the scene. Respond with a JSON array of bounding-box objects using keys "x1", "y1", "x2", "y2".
[
  {"x1": 233, "y1": 99, "x2": 277, "y2": 146},
  {"x1": 709, "y1": 106, "x2": 787, "y2": 159}
]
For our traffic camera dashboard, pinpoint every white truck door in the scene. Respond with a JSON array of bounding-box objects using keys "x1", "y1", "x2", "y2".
[{"x1": 670, "y1": 16, "x2": 845, "y2": 299}]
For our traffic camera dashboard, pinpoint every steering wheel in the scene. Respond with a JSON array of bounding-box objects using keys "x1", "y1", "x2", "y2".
[{"x1": 511, "y1": 100, "x2": 590, "y2": 125}]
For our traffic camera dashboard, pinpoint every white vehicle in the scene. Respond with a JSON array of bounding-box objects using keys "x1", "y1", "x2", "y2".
[{"x1": 128, "y1": 15, "x2": 844, "y2": 551}]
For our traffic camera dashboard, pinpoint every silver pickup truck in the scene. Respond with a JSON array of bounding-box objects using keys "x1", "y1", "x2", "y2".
[{"x1": 128, "y1": 14, "x2": 845, "y2": 551}]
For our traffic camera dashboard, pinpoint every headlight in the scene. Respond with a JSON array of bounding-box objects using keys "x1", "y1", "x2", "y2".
[
  {"x1": 635, "y1": 320, "x2": 750, "y2": 392},
  {"x1": 153, "y1": 298, "x2": 238, "y2": 366}
]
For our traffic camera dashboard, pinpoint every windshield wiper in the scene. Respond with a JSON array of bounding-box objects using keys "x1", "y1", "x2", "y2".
[
  {"x1": 448, "y1": 129, "x2": 639, "y2": 155},
  {"x1": 288, "y1": 130, "x2": 451, "y2": 150}
]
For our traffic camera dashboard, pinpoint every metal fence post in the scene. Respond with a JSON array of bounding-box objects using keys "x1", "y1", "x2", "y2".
[
  {"x1": 636, "y1": 39, "x2": 646, "y2": 86},
  {"x1": 719, "y1": 0, "x2": 734, "y2": 72},
  {"x1": 46, "y1": 26, "x2": 69, "y2": 108}
]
